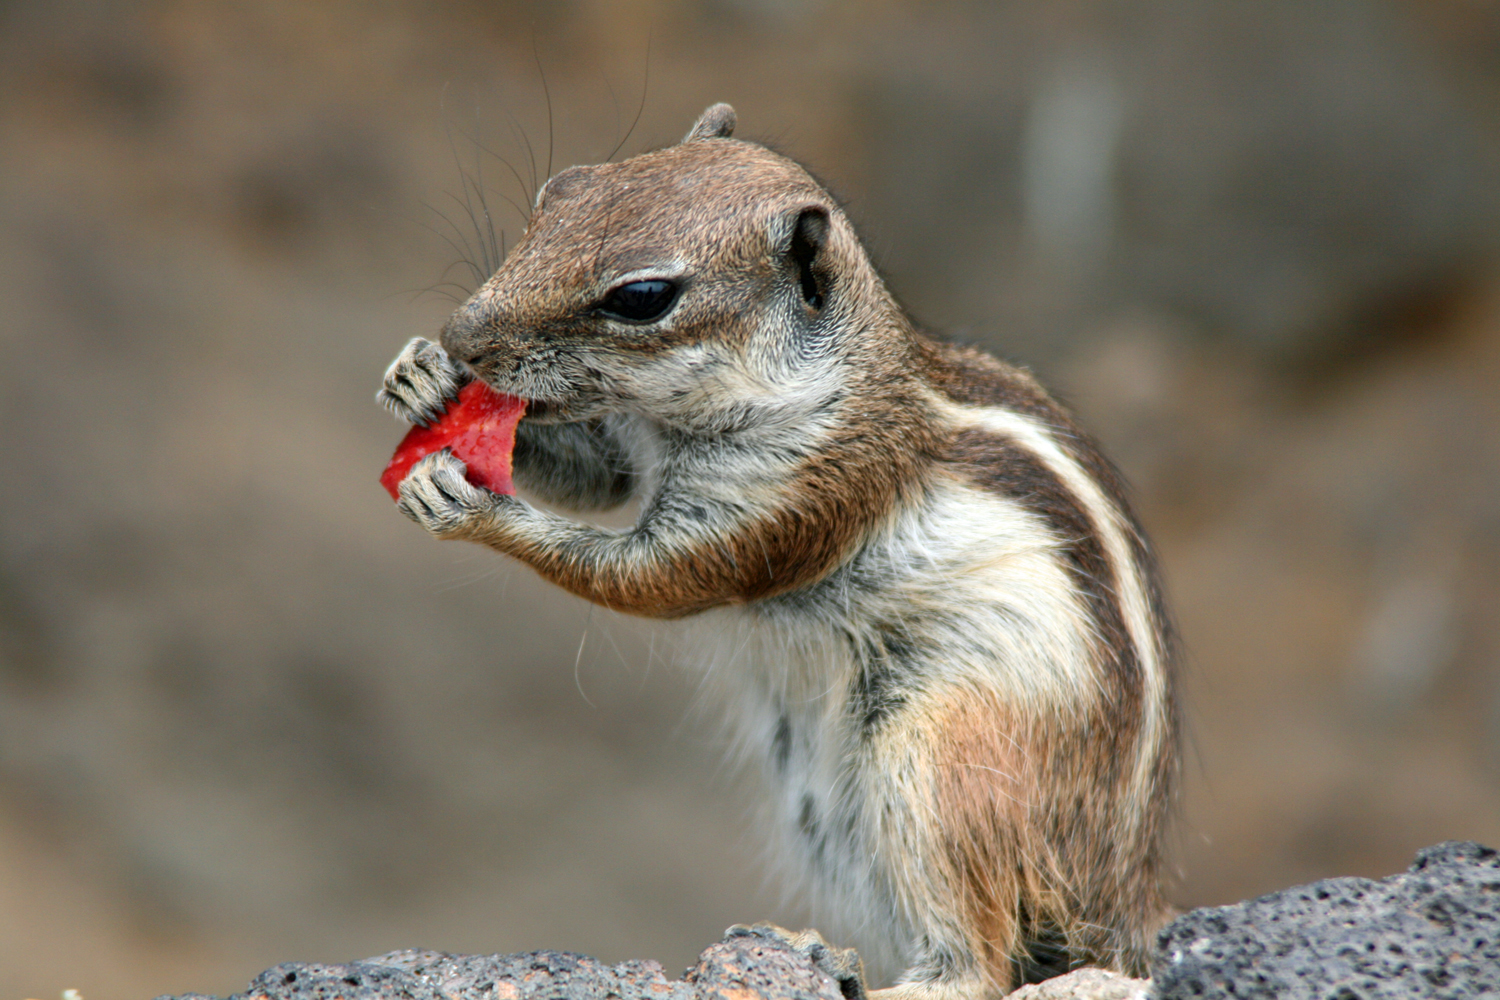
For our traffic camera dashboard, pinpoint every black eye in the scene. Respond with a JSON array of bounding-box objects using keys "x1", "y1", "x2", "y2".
[{"x1": 598, "y1": 280, "x2": 678, "y2": 322}]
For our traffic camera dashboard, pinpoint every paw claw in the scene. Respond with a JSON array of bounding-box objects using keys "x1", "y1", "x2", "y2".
[
  {"x1": 395, "y1": 450, "x2": 484, "y2": 537},
  {"x1": 378, "y1": 337, "x2": 466, "y2": 426}
]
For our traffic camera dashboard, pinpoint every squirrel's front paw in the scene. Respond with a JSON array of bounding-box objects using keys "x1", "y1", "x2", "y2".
[
  {"x1": 378, "y1": 337, "x2": 466, "y2": 427},
  {"x1": 395, "y1": 450, "x2": 508, "y2": 539}
]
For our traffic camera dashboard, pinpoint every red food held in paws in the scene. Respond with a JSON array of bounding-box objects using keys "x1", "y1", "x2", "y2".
[{"x1": 380, "y1": 381, "x2": 527, "y2": 501}]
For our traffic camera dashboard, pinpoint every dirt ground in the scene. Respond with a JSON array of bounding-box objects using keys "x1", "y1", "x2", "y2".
[{"x1": 2, "y1": 2, "x2": 1499, "y2": 998}]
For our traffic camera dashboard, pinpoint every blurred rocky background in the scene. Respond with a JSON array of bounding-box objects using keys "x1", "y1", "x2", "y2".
[{"x1": 2, "y1": 1, "x2": 1499, "y2": 997}]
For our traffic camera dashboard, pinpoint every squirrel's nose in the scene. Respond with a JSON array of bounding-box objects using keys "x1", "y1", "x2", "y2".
[{"x1": 439, "y1": 296, "x2": 493, "y2": 369}]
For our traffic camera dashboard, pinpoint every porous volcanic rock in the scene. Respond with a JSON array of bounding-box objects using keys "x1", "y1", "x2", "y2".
[
  {"x1": 1150, "y1": 841, "x2": 1500, "y2": 999},
  {"x1": 160, "y1": 843, "x2": 1498, "y2": 1000},
  {"x1": 160, "y1": 927, "x2": 849, "y2": 1000},
  {"x1": 1008, "y1": 968, "x2": 1147, "y2": 999}
]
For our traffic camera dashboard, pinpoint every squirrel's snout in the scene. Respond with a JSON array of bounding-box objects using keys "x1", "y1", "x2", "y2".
[{"x1": 439, "y1": 299, "x2": 497, "y2": 371}]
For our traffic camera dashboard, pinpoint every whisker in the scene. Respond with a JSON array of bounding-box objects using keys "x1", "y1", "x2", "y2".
[
  {"x1": 532, "y1": 34, "x2": 555, "y2": 183},
  {"x1": 455, "y1": 120, "x2": 536, "y2": 222},
  {"x1": 442, "y1": 116, "x2": 489, "y2": 271},
  {"x1": 417, "y1": 203, "x2": 486, "y2": 289},
  {"x1": 574, "y1": 604, "x2": 597, "y2": 709},
  {"x1": 607, "y1": 30, "x2": 651, "y2": 163},
  {"x1": 505, "y1": 111, "x2": 539, "y2": 206}
]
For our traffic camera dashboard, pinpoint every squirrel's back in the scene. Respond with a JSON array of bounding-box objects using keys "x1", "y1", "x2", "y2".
[{"x1": 690, "y1": 332, "x2": 1176, "y2": 987}]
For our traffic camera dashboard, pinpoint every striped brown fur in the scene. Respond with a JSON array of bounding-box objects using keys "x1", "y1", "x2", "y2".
[{"x1": 379, "y1": 103, "x2": 1178, "y2": 997}]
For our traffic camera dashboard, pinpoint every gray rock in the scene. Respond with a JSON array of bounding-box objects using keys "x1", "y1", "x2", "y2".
[
  {"x1": 160, "y1": 842, "x2": 1498, "y2": 1000},
  {"x1": 158, "y1": 927, "x2": 848, "y2": 1000},
  {"x1": 1008, "y1": 968, "x2": 1147, "y2": 999},
  {"x1": 1150, "y1": 841, "x2": 1500, "y2": 1000}
]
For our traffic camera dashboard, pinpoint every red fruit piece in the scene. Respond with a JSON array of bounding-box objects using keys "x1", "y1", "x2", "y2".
[{"x1": 380, "y1": 381, "x2": 527, "y2": 501}]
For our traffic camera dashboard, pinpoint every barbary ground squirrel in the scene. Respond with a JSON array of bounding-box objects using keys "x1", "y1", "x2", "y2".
[{"x1": 379, "y1": 104, "x2": 1177, "y2": 999}]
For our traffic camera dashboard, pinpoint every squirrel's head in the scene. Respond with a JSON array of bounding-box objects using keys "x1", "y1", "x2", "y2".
[{"x1": 440, "y1": 103, "x2": 893, "y2": 433}]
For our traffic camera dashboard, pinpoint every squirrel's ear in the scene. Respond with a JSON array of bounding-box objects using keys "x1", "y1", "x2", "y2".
[
  {"x1": 683, "y1": 103, "x2": 736, "y2": 142},
  {"x1": 789, "y1": 207, "x2": 830, "y2": 311}
]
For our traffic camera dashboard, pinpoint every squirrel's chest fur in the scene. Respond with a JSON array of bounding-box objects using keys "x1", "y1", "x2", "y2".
[{"x1": 634, "y1": 375, "x2": 1171, "y2": 981}]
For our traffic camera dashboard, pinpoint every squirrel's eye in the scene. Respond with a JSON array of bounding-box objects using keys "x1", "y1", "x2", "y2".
[{"x1": 599, "y1": 280, "x2": 678, "y2": 322}]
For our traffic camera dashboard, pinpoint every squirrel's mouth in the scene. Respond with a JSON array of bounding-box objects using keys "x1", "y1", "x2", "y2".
[
  {"x1": 517, "y1": 397, "x2": 591, "y2": 424},
  {"x1": 466, "y1": 364, "x2": 602, "y2": 423}
]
